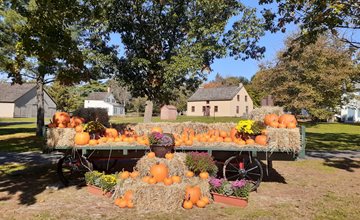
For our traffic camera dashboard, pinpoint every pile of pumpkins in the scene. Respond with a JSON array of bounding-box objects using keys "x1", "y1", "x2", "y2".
[
  {"x1": 114, "y1": 152, "x2": 210, "y2": 209},
  {"x1": 173, "y1": 127, "x2": 268, "y2": 147},
  {"x1": 48, "y1": 112, "x2": 85, "y2": 129},
  {"x1": 264, "y1": 114, "x2": 297, "y2": 129}
]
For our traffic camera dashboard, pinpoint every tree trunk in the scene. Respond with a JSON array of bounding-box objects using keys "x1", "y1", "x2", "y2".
[
  {"x1": 144, "y1": 100, "x2": 153, "y2": 123},
  {"x1": 36, "y1": 77, "x2": 45, "y2": 137}
]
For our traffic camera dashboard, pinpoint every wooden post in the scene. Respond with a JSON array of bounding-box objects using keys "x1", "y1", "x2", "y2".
[{"x1": 298, "y1": 126, "x2": 306, "y2": 159}]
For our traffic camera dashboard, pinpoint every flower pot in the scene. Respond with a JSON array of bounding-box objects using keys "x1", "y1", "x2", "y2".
[
  {"x1": 150, "y1": 144, "x2": 174, "y2": 158},
  {"x1": 211, "y1": 192, "x2": 248, "y2": 207},
  {"x1": 87, "y1": 184, "x2": 112, "y2": 198}
]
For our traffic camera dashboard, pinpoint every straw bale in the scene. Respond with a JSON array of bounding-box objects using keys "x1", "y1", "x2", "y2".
[
  {"x1": 46, "y1": 128, "x2": 75, "y2": 150},
  {"x1": 249, "y1": 106, "x2": 284, "y2": 122},
  {"x1": 113, "y1": 175, "x2": 211, "y2": 212},
  {"x1": 267, "y1": 127, "x2": 300, "y2": 151},
  {"x1": 135, "y1": 153, "x2": 187, "y2": 178}
]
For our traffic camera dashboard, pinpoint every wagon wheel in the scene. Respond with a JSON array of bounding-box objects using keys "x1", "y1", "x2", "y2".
[
  {"x1": 57, "y1": 153, "x2": 93, "y2": 187},
  {"x1": 223, "y1": 156, "x2": 263, "y2": 191}
]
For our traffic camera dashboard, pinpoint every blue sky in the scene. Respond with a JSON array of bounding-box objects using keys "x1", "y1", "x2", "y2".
[{"x1": 108, "y1": 1, "x2": 298, "y2": 82}]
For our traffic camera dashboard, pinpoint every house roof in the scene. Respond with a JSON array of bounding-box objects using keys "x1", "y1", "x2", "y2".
[
  {"x1": 161, "y1": 105, "x2": 177, "y2": 110},
  {"x1": 188, "y1": 85, "x2": 242, "y2": 101},
  {"x1": 0, "y1": 83, "x2": 36, "y2": 102},
  {"x1": 86, "y1": 92, "x2": 110, "y2": 100}
]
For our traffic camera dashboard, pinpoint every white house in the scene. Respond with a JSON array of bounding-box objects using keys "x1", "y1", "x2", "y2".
[
  {"x1": 84, "y1": 90, "x2": 125, "y2": 116},
  {"x1": 341, "y1": 83, "x2": 360, "y2": 122}
]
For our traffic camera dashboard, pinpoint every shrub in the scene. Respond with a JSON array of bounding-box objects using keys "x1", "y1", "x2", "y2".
[
  {"x1": 73, "y1": 108, "x2": 109, "y2": 127},
  {"x1": 185, "y1": 152, "x2": 218, "y2": 176}
]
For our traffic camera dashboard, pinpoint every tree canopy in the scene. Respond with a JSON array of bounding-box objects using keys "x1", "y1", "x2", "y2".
[
  {"x1": 108, "y1": 0, "x2": 266, "y2": 117},
  {"x1": 251, "y1": 34, "x2": 358, "y2": 120},
  {"x1": 259, "y1": 0, "x2": 360, "y2": 49}
]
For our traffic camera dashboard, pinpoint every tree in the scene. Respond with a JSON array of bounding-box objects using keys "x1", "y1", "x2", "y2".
[
  {"x1": 108, "y1": 0, "x2": 266, "y2": 122},
  {"x1": 259, "y1": 0, "x2": 360, "y2": 49},
  {"x1": 203, "y1": 74, "x2": 250, "y2": 87},
  {"x1": 0, "y1": 0, "x2": 114, "y2": 136},
  {"x1": 251, "y1": 34, "x2": 358, "y2": 120},
  {"x1": 107, "y1": 79, "x2": 132, "y2": 106}
]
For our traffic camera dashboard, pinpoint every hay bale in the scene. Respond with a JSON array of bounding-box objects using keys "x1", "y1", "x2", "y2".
[
  {"x1": 135, "y1": 153, "x2": 187, "y2": 177},
  {"x1": 46, "y1": 128, "x2": 75, "y2": 150},
  {"x1": 249, "y1": 106, "x2": 284, "y2": 122},
  {"x1": 113, "y1": 177, "x2": 210, "y2": 213},
  {"x1": 267, "y1": 127, "x2": 300, "y2": 151}
]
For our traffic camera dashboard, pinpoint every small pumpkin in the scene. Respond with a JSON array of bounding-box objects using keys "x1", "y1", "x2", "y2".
[
  {"x1": 219, "y1": 130, "x2": 228, "y2": 138},
  {"x1": 105, "y1": 128, "x2": 119, "y2": 138},
  {"x1": 142, "y1": 176, "x2": 151, "y2": 183},
  {"x1": 196, "y1": 199, "x2": 206, "y2": 208},
  {"x1": 165, "y1": 153, "x2": 174, "y2": 160},
  {"x1": 279, "y1": 114, "x2": 297, "y2": 125},
  {"x1": 287, "y1": 122, "x2": 297, "y2": 129},
  {"x1": 224, "y1": 137, "x2": 232, "y2": 142},
  {"x1": 246, "y1": 139, "x2": 255, "y2": 145},
  {"x1": 185, "y1": 139, "x2": 193, "y2": 146},
  {"x1": 124, "y1": 190, "x2": 133, "y2": 201},
  {"x1": 126, "y1": 200, "x2": 134, "y2": 208},
  {"x1": 238, "y1": 139, "x2": 246, "y2": 145},
  {"x1": 255, "y1": 135, "x2": 267, "y2": 146},
  {"x1": 114, "y1": 198, "x2": 122, "y2": 206},
  {"x1": 278, "y1": 123, "x2": 286, "y2": 128},
  {"x1": 75, "y1": 125, "x2": 84, "y2": 133},
  {"x1": 171, "y1": 175, "x2": 181, "y2": 183},
  {"x1": 88, "y1": 139, "x2": 98, "y2": 146},
  {"x1": 269, "y1": 121, "x2": 279, "y2": 128},
  {"x1": 264, "y1": 114, "x2": 279, "y2": 125},
  {"x1": 107, "y1": 137, "x2": 115, "y2": 142},
  {"x1": 185, "y1": 171, "x2": 194, "y2": 178},
  {"x1": 199, "y1": 172, "x2": 209, "y2": 179},
  {"x1": 163, "y1": 177, "x2": 173, "y2": 186},
  {"x1": 201, "y1": 197, "x2": 210, "y2": 204},
  {"x1": 147, "y1": 152, "x2": 156, "y2": 158},
  {"x1": 74, "y1": 132, "x2": 90, "y2": 145},
  {"x1": 216, "y1": 137, "x2": 224, "y2": 142},
  {"x1": 183, "y1": 200, "x2": 193, "y2": 209},
  {"x1": 120, "y1": 171, "x2": 130, "y2": 179},
  {"x1": 230, "y1": 127, "x2": 237, "y2": 140},
  {"x1": 148, "y1": 177, "x2": 157, "y2": 184},
  {"x1": 58, "y1": 123, "x2": 67, "y2": 128},
  {"x1": 130, "y1": 171, "x2": 139, "y2": 179},
  {"x1": 150, "y1": 163, "x2": 169, "y2": 183}
]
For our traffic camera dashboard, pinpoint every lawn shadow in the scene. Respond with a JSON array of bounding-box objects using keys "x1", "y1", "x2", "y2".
[
  {"x1": 323, "y1": 158, "x2": 360, "y2": 172},
  {"x1": 261, "y1": 162, "x2": 287, "y2": 184},
  {"x1": 0, "y1": 135, "x2": 43, "y2": 152},
  {"x1": 306, "y1": 132, "x2": 360, "y2": 151},
  {"x1": 0, "y1": 122, "x2": 35, "y2": 127},
  {"x1": 0, "y1": 127, "x2": 36, "y2": 136},
  {"x1": 0, "y1": 164, "x2": 58, "y2": 205}
]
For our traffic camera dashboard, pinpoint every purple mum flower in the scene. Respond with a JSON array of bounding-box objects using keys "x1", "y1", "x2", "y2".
[
  {"x1": 209, "y1": 177, "x2": 223, "y2": 188},
  {"x1": 231, "y1": 179, "x2": 246, "y2": 188}
]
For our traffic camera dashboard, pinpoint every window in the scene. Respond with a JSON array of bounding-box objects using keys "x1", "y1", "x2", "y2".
[
  {"x1": 114, "y1": 107, "x2": 117, "y2": 114},
  {"x1": 206, "y1": 100, "x2": 210, "y2": 104},
  {"x1": 106, "y1": 98, "x2": 110, "y2": 102},
  {"x1": 245, "y1": 95, "x2": 248, "y2": 102},
  {"x1": 191, "y1": 106, "x2": 195, "y2": 112},
  {"x1": 202, "y1": 106, "x2": 206, "y2": 112},
  {"x1": 112, "y1": 99, "x2": 115, "y2": 103},
  {"x1": 246, "y1": 106, "x2": 249, "y2": 114},
  {"x1": 237, "y1": 95, "x2": 240, "y2": 101},
  {"x1": 214, "y1": 106, "x2": 218, "y2": 112},
  {"x1": 236, "y1": 106, "x2": 239, "y2": 114}
]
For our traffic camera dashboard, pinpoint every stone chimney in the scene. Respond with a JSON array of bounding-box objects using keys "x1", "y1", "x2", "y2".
[{"x1": 238, "y1": 83, "x2": 243, "y2": 88}]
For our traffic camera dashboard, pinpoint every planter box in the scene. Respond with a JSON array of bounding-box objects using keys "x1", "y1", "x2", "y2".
[
  {"x1": 211, "y1": 192, "x2": 248, "y2": 207},
  {"x1": 87, "y1": 185, "x2": 112, "y2": 198}
]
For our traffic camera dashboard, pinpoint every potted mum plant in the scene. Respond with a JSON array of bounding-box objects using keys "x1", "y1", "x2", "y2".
[
  {"x1": 148, "y1": 132, "x2": 175, "y2": 158},
  {"x1": 235, "y1": 119, "x2": 264, "y2": 140},
  {"x1": 85, "y1": 171, "x2": 117, "y2": 198},
  {"x1": 209, "y1": 177, "x2": 251, "y2": 207},
  {"x1": 185, "y1": 152, "x2": 218, "y2": 177}
]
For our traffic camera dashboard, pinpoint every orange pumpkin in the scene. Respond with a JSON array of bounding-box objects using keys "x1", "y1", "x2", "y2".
[
  {"x1": 151, "y1": 127, "x2": 163, "y2": 133},
  {"x1": 163, "y1": 177, "x2": 173, "y2": 186},
  {"x1": 230, "y1": 127, "x2": 237, "y2": 140},
  {"x1": 186, "y1": 171, "x2": 194, "y2": 178},
  {"x1": 126, "y1": 200, "x2": 134, "y2": 208},
  {"x1": 70, "y1": 116, "x2": 84, "y2": 127},
  {"x1": 238, "y1": 139, "x2": 246, "y2": 145},
  {"x1": 114, "y1": 198, "x2": 122, "y2": 206},
  {"x1": 142, "y1": 176, "x2": 151, "y2": 183},
  {"x1": 219, "y1": 131, "x2": 228, "y2": 138},
  {"x1": 183, "y1": 200, "x2": 193, "y2": 209},
  {"x1": 148, "y1": 177, "x2": 157, "y2": 184},
  {"x1": 224, "y1": 137, "x2": 233, "y2": 142},
  {"x1": 287, "y1": 122, "x2": 297, "y2": 129},
  {"x1": 58, "y1": 123, "x2": 67, "y2": 128},
  {"x1": 147, "y1": 152, "x2": 156, "y2": 158},
  {"x1": 74, "y1": 132, "x2": 90, "y2": 145},
  {"x1": 47, "y1": 123, "x2": 57, "y2": 128},
  {"x1": 269, "y1": 121, "x2": 279, "y2": 128},
  {"x1": 255, "y1": 135, "x2": 267, "y2": 146},
  {"x1": 53, "y1": 112, "x2": 70, "y2": 126},
  {"x1": 279, "y1": 114, "x2": 297, "y2": 125},
  {"x1": 185, "y1": 186, "x2": 201, "y2": 204},
  {"x1": 75, "y1": 125, "x2": 83, "y2": 133},
  {"x1": 165, "y1": 153, "x2": 174, "y2": 160},
  {"x1": 171, "y1": 175, "x2": 181, "y2": 183},
  {"x1": 120, "y1": 171, "x2": 130, "y2": 179},
  {"x1": 175, "y1": 140, "x2": 182, "y2": 146},
  {"x1": 264, "y1": 114, "x2": 279, "y2": 126},
  {"x1": 216, "y1": 137, "x2": 224, "y2": 142},
  {"x1": 130, "y1": 171, "x2": 139, "y2": 179},
  {"x1": 124, "y1": 190, "x2": 133, "y2": 201},
  {"x1": 107, "y1": 137, "x2": 115, "y2": 142},
  {"x1": 105, "y1": 128, "x2": 118, "y2": 138},
  {"x1": 88, "y1": 139, "x2": 98, "y2": 146},
  {"x1": 114, "y1": 137, "x2": 122, "y2": 142},
  {"x1": 261, "y1": 129, "x2": 268, "y2": 135},
  {"x1": 196, "y1": 200, "x2": 206, "y2": 208},
  {"x1": 150, "y1": 163, "x2": 169, "y2": 183},
  {"x1": 199, "y1": 172, "x2": 209, "y2": 179},
  {"x1": 278, "y1": 123, "x2": 286, "y2": 128},
  {"x1": 185, "y1": 139, "x2": 193, "y2": 146},
  {"x1": 246, "y1": 139, "x2": 255, "y2": 145},
  {"x1": 117, "y1": 198, "x2": 127, "y2": 208},
  {"x1": 201, "y1": 197, "x2": 210, "y2": 204}
]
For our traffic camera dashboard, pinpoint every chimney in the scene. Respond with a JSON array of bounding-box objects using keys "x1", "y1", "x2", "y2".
[
  {"x1": 238, "y1": 83, "x2": 243, "y2": 88},
  {"x1": 107, "y1": 87, "x2": 111, "y2": 93}
]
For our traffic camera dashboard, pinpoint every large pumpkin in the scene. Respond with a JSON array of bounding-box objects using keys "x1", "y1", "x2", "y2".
[
  {"x1": 75, "y1": 132, "x2": 90, "y2": 145},
  {"x1": 105, "y1": 128, "x2": 119, "y2": 138},
  {"x1": 150, "y1": 163, "x2": 169, "y2": 183},
  {"x1": 185, "y1": 186, "x2": 201, "y2": 204},
  {"x1": 255, "y1": 135, "x2": 267, "y2": 146},
  {"x1": 278, "y1": 114, "x2": 297, "y2": 125},
  {"x1": 264, "y1": 114, "x2": 279, "y2": 126}
]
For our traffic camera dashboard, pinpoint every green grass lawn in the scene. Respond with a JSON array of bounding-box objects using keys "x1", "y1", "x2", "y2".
[{"x1": 1, "y1": 117, "x2": 359, "y2": 152}]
